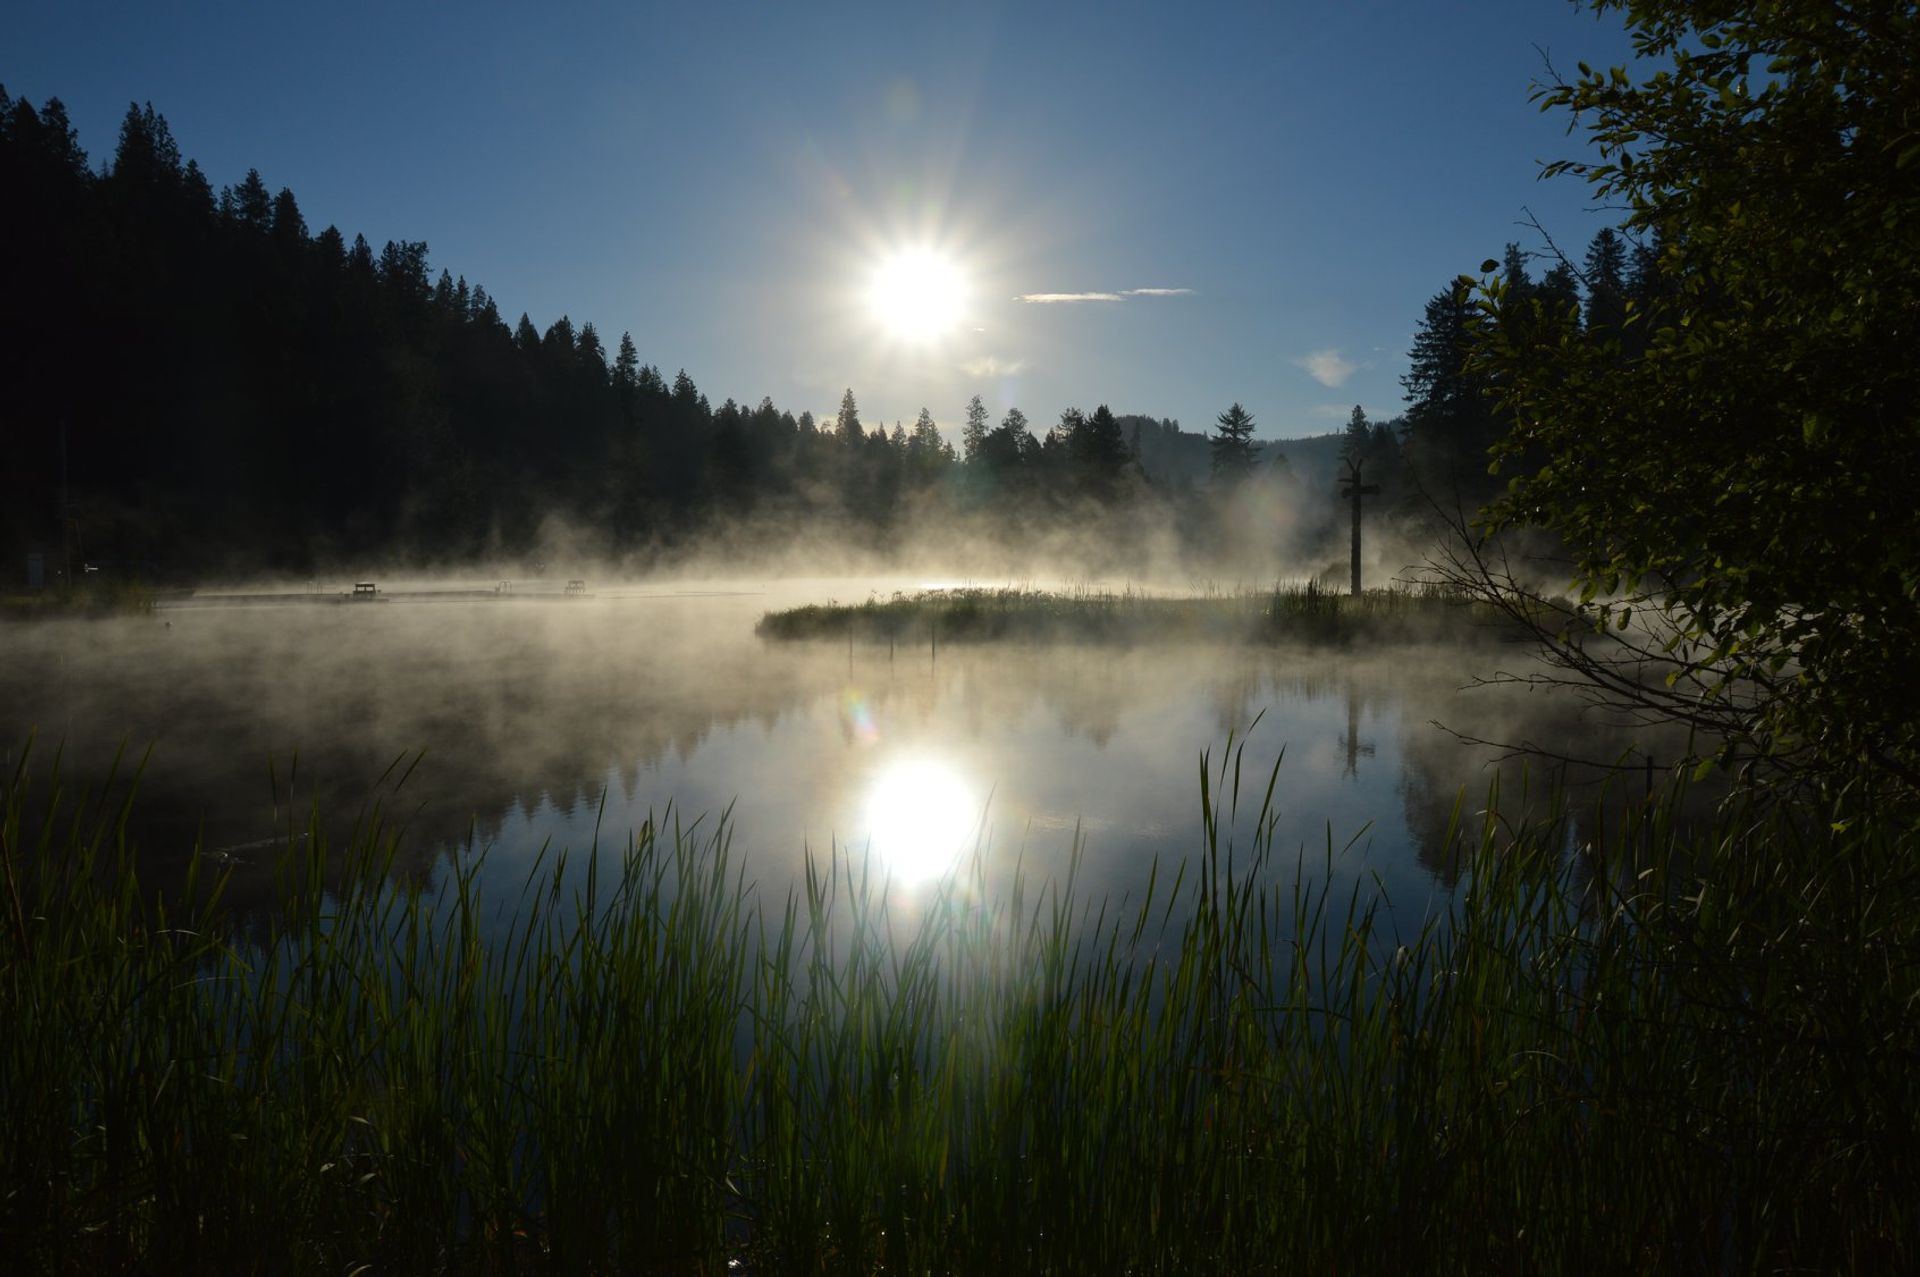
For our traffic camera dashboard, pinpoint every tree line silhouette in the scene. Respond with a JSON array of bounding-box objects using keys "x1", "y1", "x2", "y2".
[{"x1": 1, "y1": 89, "x2": 1662, "y2": 580}]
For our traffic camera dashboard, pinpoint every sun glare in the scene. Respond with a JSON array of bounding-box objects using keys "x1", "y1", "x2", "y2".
[
  {"x1": 863, "y1": 758, "x2": 979, "y2": 884},
  {"x1": 866, "y1": 247, "x2": 969, "y2": 344}
]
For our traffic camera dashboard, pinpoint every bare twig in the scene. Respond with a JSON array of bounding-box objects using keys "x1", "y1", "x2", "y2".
[{"x1": 1411, "y1": 502, "x2": 1801, "y2": 783}]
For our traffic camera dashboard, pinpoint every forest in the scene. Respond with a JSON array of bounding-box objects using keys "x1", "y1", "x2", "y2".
[{"x1": 2, "y1": 87, "x2": 1660, "y2": 582}]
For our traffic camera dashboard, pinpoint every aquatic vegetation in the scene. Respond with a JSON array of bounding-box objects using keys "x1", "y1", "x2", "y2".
[
  {"x1": 756, "y1": 581, "x2": 1506, "y2": 648},
  {"x1": 1, "y1": 742, "x2": 1914, "y2": 1272},
  {"x1": 0, "y1": 576, "x2": 161, "y2": 618}
]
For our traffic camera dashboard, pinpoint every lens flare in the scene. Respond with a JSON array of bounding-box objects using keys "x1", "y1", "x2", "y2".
[{"x1": 840, "y1": 688, "x2": 880, "y2": 744}]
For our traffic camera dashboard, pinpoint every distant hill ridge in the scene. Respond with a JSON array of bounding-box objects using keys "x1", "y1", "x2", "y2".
[{"x1": 1118, "y1": 416, "x2": 1354, "y2": 491}]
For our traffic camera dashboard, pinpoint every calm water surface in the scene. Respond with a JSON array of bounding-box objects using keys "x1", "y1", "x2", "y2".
[{"x1": 1, "y1": 577, "x2": 1662, "y2": 922}]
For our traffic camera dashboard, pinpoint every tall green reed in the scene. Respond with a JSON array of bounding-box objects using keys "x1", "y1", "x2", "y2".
[{"x1": 2, "y1": 736, "x2": 1913, "y2": 1272}]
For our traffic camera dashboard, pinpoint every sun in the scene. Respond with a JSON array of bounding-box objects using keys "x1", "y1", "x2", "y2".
[
  {"x1": 866, "y1": 247, "x2": 969, "y2": 344},
  {"x1": 862, "y1": 757, "x2": 979, "y2": 884}
]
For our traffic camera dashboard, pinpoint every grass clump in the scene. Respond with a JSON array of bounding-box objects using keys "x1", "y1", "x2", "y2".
[
  {"x1": 0, "y1": 578, "x2": 162, "y2": 619},
  {"x1": 756, "y1": 581, "x2": 1501, "y2": 648},
  {"x1": 2, "y1": 740, "x2": 1916, "y2": 1272}
]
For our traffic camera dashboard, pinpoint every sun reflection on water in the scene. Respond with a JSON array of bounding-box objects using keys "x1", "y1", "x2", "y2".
[{"x1": 862, "y1": 757, "x2": 979, "y2": 885}]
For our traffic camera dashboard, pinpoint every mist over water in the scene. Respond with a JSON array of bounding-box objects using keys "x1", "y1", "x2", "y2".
[{"x1": 1, "y1": 575, "x2": 1679, "y2": 922}]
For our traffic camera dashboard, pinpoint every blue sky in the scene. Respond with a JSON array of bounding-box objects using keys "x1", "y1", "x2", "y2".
[{"x1": 5, "y1": 0, "x2": 1635, "y2": 441}]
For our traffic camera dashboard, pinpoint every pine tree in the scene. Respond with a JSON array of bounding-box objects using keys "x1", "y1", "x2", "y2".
[
  {"x1": 985, "y1": 408, "x2": 1029, "y2": 470},
  {"x1": 1404, "y1": 286, "x2": 1474, "y2": 419},
  {"x1": 110, "y1": 101, "x2": 181, "y2": 189},
  {"x1": 908, "y1": 406, "x2": 946, "y2": 475},
  {"x1": 314, "y1": 225, "x2": 346, "y2": 267},
  {"x1": 378, "y1": 240, "x2": 430, "y2": 299},
  {"x1": 1500, "y1": 242, "x2": 1532, "y2": 295},
  {"x1": 1624, "y1": 231, "x2": 1675, "y2": 347},
  {"x1": 23, "y1": 97, "x2": 89, "y2": 177},
  {"x1": 542, "y1": 316, "x2": 576, "y2": 358},
  {"x1": 230, "y1": 168, "x2": 272, "y2": 232},
  {"x1": 1537, "y1": 260, "x2": 1581, "y2": 321},
  {"x1": 614, "y1": 332, "x2": 640, "y2": 393},
  {"x1": 180, "y1": 159, "x2": 214, "y2": 216},
  {"x1": 1626, "y1": 233, "x2": 1666, "y2": 308},
  {"x1": 711, "y1": 399, "x2": 750, "y2": 493},
  {"x1": 1051, "y1": 408, "x2": 1085, "y2": 455},
  {"x1": 962, "y1": 393, "x2": 991, "y2": 462},
  {"x1": 1583, "y1": 227, "x2": 1628, "y2": 334},
  {"x1": 1076, "y1": 404, "x2": 1130, "y2": 480},
  {"x1": 1341, "y1": 404, "x2": 1370, "y2": 462},
  {"x1": 835, "y1": 387, "x2": 863, "y2": 444},
  {"x1": 577, "y1": 322, "x2": 606, "y2": 377},
  {"x1": 910, "y1": 407, "x2": 939, "y2": 448},
  {"x1": 270, "y1": 187, "x2": 306, "y2": 243},
  {"x1": 1402, "y1": 282, "x2": 1498, "y2": 501},
  {"x1": 1210, "y1": 402, "x2": 1257, "y2": 480}
]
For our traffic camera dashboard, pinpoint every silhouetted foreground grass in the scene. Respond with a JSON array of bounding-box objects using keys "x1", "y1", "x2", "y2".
[
  {"x1": 756, "y1": 582, "x2": 1505, "y2": 647},
  {"x1": 2, "y1": 743, "x2": 1915, "y2": 1273}
]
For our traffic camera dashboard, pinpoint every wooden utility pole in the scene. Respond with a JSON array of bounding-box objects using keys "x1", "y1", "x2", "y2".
[
  {"x1": 59, "y1": 421, "x2": 73, "y2": 591},
  {"x1": 1338, "y1": 458, "x2": 1380, "y2": 597}
]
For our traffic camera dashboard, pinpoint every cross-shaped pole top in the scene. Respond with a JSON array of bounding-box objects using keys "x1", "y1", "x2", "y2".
[
  {"x1": 1338, "y1": 457, "x2": 1382, "y2": 498},
  {"x1": 1338, "y1": 458, "x2": 1381, "y2": 596}
]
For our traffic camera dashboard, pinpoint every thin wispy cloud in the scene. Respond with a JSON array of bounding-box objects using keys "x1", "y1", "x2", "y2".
[
  {"x1": 1294, "y1": 348, "x2": 1358, "y2": 388},
  {"x1": 960, "y1": 355, "x2": 1030, "y2": 378},
  {"x1": 1014, "y1": 287, "x2": 1195, "y2": 304}
]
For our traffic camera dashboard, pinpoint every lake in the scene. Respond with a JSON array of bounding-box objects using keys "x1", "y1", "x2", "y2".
[{"x1": 0, "y1": 577, "x2": 1669, "y2": 923}]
